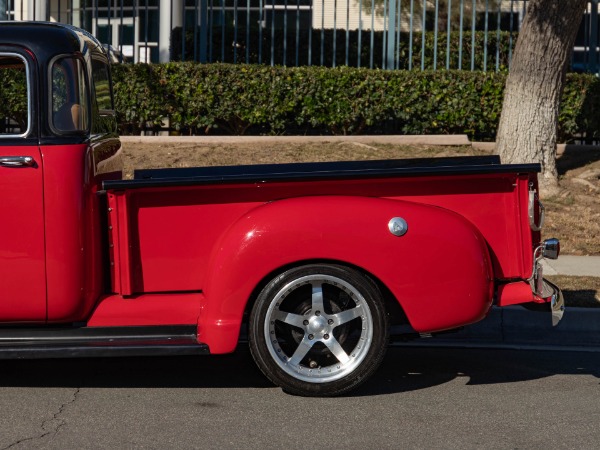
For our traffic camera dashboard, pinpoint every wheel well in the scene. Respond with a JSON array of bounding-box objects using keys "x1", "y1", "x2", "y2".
[{"x1": 242, "y1": 259, "x2": 409, "y2": 327}]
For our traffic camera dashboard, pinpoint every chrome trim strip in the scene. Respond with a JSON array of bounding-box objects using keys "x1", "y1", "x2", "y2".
[{"x1": 528, "y1": 187, "x2": 545, "y2": 232}]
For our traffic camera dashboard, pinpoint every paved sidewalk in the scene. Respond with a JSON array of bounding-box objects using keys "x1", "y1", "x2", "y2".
[{"x1": 541, "y1": 256, "x2": 600, "y2": 277}]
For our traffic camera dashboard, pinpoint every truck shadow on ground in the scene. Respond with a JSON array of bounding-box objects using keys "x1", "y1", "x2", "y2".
[
  {"x1": 0, "y1": 346, "x2": 597, "y2": 396},
  {"x1": 557, "y1": 146, "x2": 600, "y2": 174},
  {"x1": 354, "y1": 346, "x2": 600, "y2": 397},
  {"x1": 562, "y1": 289, "x2": 600, "y2": 307}
]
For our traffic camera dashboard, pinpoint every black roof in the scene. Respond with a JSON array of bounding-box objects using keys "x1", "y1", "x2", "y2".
[
  {"x1": 0, "y1": 21, "x2": 105, "y2": 62},
  {"x1": 0, "y1": 22, "x2": 110, "y2": 143}
]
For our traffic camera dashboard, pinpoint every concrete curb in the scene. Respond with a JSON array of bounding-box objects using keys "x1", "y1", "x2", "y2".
[
  {"x1": 395, "y1": 306, "x2": 600, "y2": 350},
  {"x1": 120, "y1": 134, "x2": 472, "y2": 146},
  {"x1": 541, "y1": 256, "x2": 600, "y2": 277}
]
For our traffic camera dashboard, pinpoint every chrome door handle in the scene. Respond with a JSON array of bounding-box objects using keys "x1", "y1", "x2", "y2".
[{"x1": 0, "y1": 156, "x2": 35, "y2": 167}]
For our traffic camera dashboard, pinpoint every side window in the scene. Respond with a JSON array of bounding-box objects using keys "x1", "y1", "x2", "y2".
[
  {"x1": 91, "y1": 58, "x2": 117, "y2": 135},
  {"x1": 51, "y1": 57, "x2": 89, "y2": 133},
  {"x1": 0, "y1": 54, "x2": 29, "y2": 136},
  {"x1": 91, "y1": 59, "x2": 113, "y2": 111}
]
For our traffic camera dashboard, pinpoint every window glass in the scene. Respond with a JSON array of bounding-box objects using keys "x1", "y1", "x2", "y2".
[
  {"x1": 51, "y1": 57, "x2": 89, "y2": 132},
  {"x1": 138, "y1": 9, "x2": 160, "y2": 42},
  {"x1": 0, "y1": 55, "x2": 29, "y2": 136},
  {"x1": 91, "y1": 59, "x2": 113, "y2": 111},
  {"x1": 90, "y1": 58, "x2": 117, "y2": 135}
]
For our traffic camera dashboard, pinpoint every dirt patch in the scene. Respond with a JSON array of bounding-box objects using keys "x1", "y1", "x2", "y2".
[
  {"x1": 544, "y1": 148, "x2": 600, "y2": 256},
  {"x1": 121, "y1": 141, "x2": 487, "y2": 178},
  {"x1": 121, "y1": 141, "x2": 599, "y2": 256}
]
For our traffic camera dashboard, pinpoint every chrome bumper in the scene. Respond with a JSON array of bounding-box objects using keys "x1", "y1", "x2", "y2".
[
  {"x1": 526, "y1": 278, "x2": 564, "y2": 326},
  {"x1": 528, "y1": 238, "x2": 564, "y2": 326},
  {"x1": 542, "y1": 278, "x2": 565, "y2": 327}
]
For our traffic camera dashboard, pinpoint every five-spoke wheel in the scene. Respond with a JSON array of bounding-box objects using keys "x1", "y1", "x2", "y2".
[{"x1": 249, "y1": 264, "x2": 389, "y2": 396}]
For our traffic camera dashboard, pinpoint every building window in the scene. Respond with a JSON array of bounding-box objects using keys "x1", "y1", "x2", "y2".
[{"x1": 71, "y1": 0, "x2": 160, "y2": 63}]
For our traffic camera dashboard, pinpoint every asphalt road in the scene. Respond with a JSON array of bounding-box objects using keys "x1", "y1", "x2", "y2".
[{"x1": 0, "y1": 346, "x2": 598, "y2": 449}]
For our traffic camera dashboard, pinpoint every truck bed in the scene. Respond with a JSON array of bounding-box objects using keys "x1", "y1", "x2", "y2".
[
  {"x1": 102, "y1": 156, "x2": 541, "y2": 292},
  {"x1": 101, "y1": 155, "x2": 541, "y2": 334}
]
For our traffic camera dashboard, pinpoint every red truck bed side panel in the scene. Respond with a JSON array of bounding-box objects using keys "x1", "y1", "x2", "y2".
[{"x1": 107, "y1": 173, "x2": 529, "y2": 297}]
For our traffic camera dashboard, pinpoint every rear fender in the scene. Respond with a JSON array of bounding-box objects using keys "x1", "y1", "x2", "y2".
[{"x1": 199, "y1": 196, "x2": 493, "y2": 353}]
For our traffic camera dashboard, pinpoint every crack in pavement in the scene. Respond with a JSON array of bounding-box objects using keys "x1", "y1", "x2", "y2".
[{"x1": 1, "y1": 387, "x2": 81, "y2": 450}]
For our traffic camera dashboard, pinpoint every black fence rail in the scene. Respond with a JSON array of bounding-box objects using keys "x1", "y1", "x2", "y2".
[{"x1": 1, "y1": 0, "x2": 599, "y2": 73}]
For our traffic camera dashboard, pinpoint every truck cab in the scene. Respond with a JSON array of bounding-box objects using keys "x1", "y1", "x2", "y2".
[{"x1": 0, "y1": 22, "x2": 121, "y2": 323}]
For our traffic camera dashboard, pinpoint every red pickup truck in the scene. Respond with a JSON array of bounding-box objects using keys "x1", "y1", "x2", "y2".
[{"x1": 0, "y1": 22, "x2": 563, "y2": 396}]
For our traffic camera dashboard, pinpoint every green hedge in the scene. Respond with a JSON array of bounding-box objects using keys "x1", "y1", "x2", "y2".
[{"x1": 112, "y1": 63, "x2": 600, "y2": 141}]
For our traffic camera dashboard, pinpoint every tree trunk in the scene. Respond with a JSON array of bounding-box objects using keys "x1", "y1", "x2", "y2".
[{"x1": 496, "y1": 0, "x2": 587, "y2": 193}]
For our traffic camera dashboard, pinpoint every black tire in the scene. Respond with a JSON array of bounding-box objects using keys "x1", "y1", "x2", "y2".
[{"x1": 249, "y1": 264, "x2": 389, "y2": 396}]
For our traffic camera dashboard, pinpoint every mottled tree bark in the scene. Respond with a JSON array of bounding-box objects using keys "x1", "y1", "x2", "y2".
[{"x1": 496, "y1": 0, "x2": 587, "y2": 193}]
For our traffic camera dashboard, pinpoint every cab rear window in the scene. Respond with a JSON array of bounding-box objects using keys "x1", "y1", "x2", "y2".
[
  {"x1": 0, "y1": 54, "x2": 29, "y2": 137},
  {"x1": 50, "y1": 56, "x2": 89, "y2": 133}
]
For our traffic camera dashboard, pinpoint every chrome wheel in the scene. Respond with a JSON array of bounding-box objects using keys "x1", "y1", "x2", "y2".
[
  {"x1": 265, "y1": 274, "x2": 373, "y2": 383},
  {"x1": 250, "y1": 264, "x2": 388, "y2": 396}
]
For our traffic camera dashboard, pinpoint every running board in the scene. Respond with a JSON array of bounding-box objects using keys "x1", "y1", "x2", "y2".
[{"x1": 0, "y1": 325, "x2": 209, "y2": 359}]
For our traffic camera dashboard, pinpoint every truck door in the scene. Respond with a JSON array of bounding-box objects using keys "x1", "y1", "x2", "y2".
[{"x1": 0, "y1": 53, "x2": 46, "y2": 321}]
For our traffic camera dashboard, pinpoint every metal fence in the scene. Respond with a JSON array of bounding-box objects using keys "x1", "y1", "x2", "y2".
[{"x1": 1, "y1": 0, "x2": 599, "y2": 73}]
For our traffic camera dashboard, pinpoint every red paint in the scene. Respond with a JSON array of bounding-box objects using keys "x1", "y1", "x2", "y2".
[
  {"x1": 98, "y1": 173, "x2": 545, "y2": 352},
  {"x1": 40, "y1": 139, "x2": 122, "y2": 322},
  {"x1": 87, "y1": 293, "x2": 203, "y2": 327},
  {"x1": 1, "y1": 141, "x2": 555, "y2": 350},
  {"x1": 0, "y1": 25, "x2": 558, "y2": 359},
  {"x1": 41, "y1": 144, "x2": 89, "y2": 322},
  {"x1": 198, "y1": 196, "x2": 494, "y2": 353},
  {"x1": 0, "y1": 146, "x2": 46, "y2": 321},
  {"x1": 107, "y1": 173, "x2": 531, "y2": 297},
  {"x1": 497, "y1": 281, "x2": 534, "y2": 307}
]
